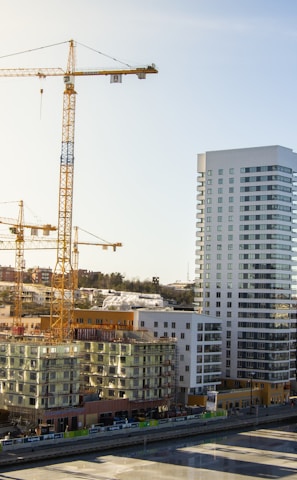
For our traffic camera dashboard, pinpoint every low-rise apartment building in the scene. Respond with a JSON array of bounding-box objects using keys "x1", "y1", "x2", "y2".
[
  {"x1": 0, "y1": 341, "x2": 80, "y2": 422},
  {"x1": 0, "y1": 326, "x2": 176, "y2": 430},
  {"x1": 80, "y1": 331, "x2": 176, "y2": 403}
]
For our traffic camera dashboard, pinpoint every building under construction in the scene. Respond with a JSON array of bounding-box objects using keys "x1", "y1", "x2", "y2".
[
  {"x1": 0, "y1": 329, "x2": 176, "y2": 432},
  {"x1": 0, "y1": 40, "x2": 159, "y2": 432}
]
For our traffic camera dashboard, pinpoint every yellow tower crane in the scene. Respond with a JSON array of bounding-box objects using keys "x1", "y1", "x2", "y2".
[
  {"x1": 0, "y1": 40, "x2": 158, "y2": 341},
  {"x1": 0, "y1": 200, "x2": 56, "y2": 333},
  {"x1": 72, "y1": 226, "x2": 122, "y2": 290}
]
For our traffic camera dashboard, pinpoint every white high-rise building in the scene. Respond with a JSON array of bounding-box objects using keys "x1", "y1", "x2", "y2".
[{"x1": 195, "y1": 145, "x2": 297, "y2": 391}]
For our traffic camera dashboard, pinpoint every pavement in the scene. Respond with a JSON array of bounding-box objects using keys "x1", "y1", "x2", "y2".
[{"x1": 0, "y1": 404, "x2": 296, "y2": 467}]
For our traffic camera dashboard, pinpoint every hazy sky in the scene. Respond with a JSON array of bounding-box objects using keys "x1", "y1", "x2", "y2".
[{"x1": 0, "y1": 1, "x2": 297, "y2": 284}]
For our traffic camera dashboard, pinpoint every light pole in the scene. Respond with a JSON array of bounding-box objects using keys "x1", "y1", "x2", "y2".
[{"x1": 250, "y1": 372, "x2": 255, "y2": 414}]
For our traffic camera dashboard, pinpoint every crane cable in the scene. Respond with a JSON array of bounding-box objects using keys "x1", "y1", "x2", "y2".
[
  {"x1": 0, "y1": 40, "x2": 133, "y2": 68},
  {"x1": 76, "y1": 41, "x2": 132, "y2": 68},
  {"x1": 0, "y1": 40, "x2": 69, "y2": 60}
]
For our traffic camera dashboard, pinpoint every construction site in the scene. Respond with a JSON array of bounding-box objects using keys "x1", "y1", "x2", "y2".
[{"x1": 0, "y1": 40, "x2": 174, "y2": 434}]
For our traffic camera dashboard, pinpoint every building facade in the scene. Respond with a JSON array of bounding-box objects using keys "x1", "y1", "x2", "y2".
[
  {"x1": 80, "y1": 332, "x2": 176, "y2": 403},
  {"x1": 195, "y1": 145, "x2": 297, "y2": 395},
  {"x1": 135, "y1": 309, "x2": 222, "y2": 403},
  {"x1": 0, "y1": 341, "x2": 81, "y2": 418}
]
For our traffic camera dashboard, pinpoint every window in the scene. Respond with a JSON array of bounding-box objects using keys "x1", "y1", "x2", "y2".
[
  {"x1": 186, "y1": 345, "x2": 190, "y2": 351},
  {"x1": 186, "y1": 323, "x2": 190, "y2": 329},
  {"x1": 154, "y1": 321, "x2": 158, "y2": 327},
  {"x1": 181, "y1": 333, "x2": 185, "y2": 339}
]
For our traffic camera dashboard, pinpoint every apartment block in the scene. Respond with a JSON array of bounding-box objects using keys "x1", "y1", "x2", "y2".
[
  {"x1": 195, "y1": 145, "x2": 297, "y2": 396},
  {"x1": 0, "y1": 341, "x2": 81, "y2": 419},
  {"x1": 134, "y1": 309, "x2": 222, "y2": 403},
  {"x1": 80, "y1": 331, "x2": 176, "y2": 403}
]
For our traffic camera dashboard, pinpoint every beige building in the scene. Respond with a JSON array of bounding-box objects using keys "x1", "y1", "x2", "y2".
[
  {"x1": 80, "y1": 332, "x2": 176, "y2": 402},
  {"x1": 0, "y1": 327, "x2": 176, "y2": 429},
  {"x1": 0, "y1": 341, "x2": 81, "y2": 422}
]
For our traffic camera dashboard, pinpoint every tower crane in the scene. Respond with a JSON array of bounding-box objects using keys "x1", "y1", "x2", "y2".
[
  {"x1": 0, "y1": 200, "x2": 56, "y2": 332},
  {"x1": 0, "y1": 40, "x2": 157, "y2": 342},
  {"x1": 72, "y1": 226, "x2": 122, "y2": 290},
  {"x1": 0, "y1": 221, "x2": 121, "y2": 320}
]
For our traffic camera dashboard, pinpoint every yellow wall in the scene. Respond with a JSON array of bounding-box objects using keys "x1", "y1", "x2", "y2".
[{"x1": 40, "y1": 309, "x2": 135, "y2": 332}]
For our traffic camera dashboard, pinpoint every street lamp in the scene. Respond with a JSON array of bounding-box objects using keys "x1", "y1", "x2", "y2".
[{"x1": 249, "y1": 372, "x2": 255, "y2": 414}]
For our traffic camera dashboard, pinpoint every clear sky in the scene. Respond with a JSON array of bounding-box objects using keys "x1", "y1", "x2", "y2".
[{"x1": 0, "y1": 0, "x2": 297, "y2": 284}]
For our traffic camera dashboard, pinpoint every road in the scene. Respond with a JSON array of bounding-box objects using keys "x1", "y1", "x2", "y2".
[{"x1": 0, "y1": 421, "x2": 297, "y2": 479}]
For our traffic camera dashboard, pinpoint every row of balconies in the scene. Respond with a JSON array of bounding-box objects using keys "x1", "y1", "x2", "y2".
[{"x1": 82, "y1": 366, "x2": 173, "y2": 377}]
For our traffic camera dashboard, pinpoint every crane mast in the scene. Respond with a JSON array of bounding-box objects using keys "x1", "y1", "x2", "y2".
[
  {"x1": 0, "y1": 200, "x2": 56, "y2": 331},
  {"x1": 50, "y1": 41, "x2": 76, "y2": 341},
  {"x1": 14, "y1": 200, "x2": 25, "y2": 331}
]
